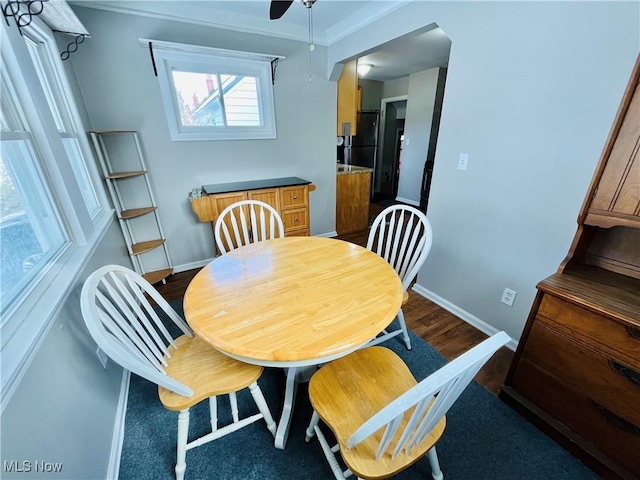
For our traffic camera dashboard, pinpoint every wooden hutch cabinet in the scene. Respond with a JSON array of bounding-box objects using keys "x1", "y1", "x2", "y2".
[{"x1": 500, "y1": 54, "x2": 640, "y2": 480}]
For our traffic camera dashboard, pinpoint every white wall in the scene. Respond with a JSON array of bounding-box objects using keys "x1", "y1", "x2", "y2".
[
  {"x1": 329, "y1": 1, "x2": 639, "y2": 341},
  {"x1": 70, "y1": 7, "x2": 338, "y2": 270},
  {"x1": 382, "y1": 76, "x2": 409, "y2": 99},
  {"x1": 396, "y1": 68, "x2": 440, "y2": 204},
  {"x1": 1, "y1": 222, "x2": 131, "y2": 480}
]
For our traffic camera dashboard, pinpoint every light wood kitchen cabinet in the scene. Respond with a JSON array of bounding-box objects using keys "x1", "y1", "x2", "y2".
[
  {"x1": 206, "y1": 191, "x2": 248, "y2": 216},
  {"x1": 336, "y1": 167, "x2": 372, "y2": 235},
  {"x1": 190, "y1": 178, "x2": 314, "y2": 241},
  {"x1": 337, "y1": 59, "x2": 358, "y2": 136},
  {"x1": 247, "y1": 188, "x2": 280, "y2": 211},
  {"x1": 280, "y1": 185, "x2": 310, "y2": 235},
  {"x1": 500, "y1": 55, "x2": 640, "y2": 480}
]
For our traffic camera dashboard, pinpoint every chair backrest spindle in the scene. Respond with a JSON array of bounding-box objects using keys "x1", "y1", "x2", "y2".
[
  {"x1": 215, "y1": 200, "x2": 284, "y2": 254},
  {"x1": 81, "y1": 265, "x2": 195, "y2": 397},
  {"x1": 346, "y1": 332, "x2": 510, "y2": 459},
  {"x1": 367, "y1": 205, "x2": 433, "y2": 291}
]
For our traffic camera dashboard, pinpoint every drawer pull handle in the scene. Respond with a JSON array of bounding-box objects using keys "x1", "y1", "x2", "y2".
[
  {"x1": 610, "y1": 360, "x2": 640, "y2": 386},
  {"x1": 627, "y1": 326, "x2": 640, "y2": 340},
  {"x1": 293, "y1": 196, "x2": 297, "y2": 199},
  {"x1": 592, "y1": 401, "x2": 640, "y2": 435}
]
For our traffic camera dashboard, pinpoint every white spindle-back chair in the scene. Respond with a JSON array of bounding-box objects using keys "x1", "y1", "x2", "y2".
[
  {"x1": 366, "y1": 204, "x2": 433, "y2": 350},
  {"x1": 305, "y1": 331, "x2": 510, "y2": 480},
  {"x1": 214, "y1": 200, "x2": 285, "y2": 254},
  {"x1": 80, "y1": 265, "x2": 276, "y2": 480}
]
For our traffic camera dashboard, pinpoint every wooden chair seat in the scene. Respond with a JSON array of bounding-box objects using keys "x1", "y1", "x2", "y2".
[
  {"x1": 309, "y1": 347, "x2": 446, "y2": 479},
  {"x1": 159, "y1": 335, "x2": 263, "y2": 411},
  {"x1": 306, "y1": 333, "x2": 511, "y2": 479},
  {"x1": 81, "y1": 265, "x2": 276, "y2": 480}
]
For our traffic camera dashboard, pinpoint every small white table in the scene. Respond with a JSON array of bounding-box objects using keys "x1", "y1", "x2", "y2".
[{"x1": 183, "y1": 236, "x2": 403, "y2": 449}]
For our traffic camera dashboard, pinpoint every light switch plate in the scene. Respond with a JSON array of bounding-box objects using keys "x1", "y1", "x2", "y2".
[{"x1": 457, "y1": 153, "x2": 469, "y2": 171}]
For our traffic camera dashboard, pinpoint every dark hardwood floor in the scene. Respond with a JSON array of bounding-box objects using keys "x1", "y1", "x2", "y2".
[{"x1": 155, "y1": 205, "x2": 513, "y2": 396}]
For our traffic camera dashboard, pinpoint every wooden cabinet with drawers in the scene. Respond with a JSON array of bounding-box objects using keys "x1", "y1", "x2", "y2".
[
  {"x1": 501, "y1": 55, "x2": 640, "y2": 480},
  {"x1": 279, "y1": 185, "x2": 310, "y2": 235},
  {"x1": 190, "y1": 178, "x2": 314, "y2": 245}
]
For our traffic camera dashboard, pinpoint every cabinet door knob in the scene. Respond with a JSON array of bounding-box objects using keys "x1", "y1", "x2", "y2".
[{"x1": 293, "y1": 195, "x2": 297, "y2": 199}]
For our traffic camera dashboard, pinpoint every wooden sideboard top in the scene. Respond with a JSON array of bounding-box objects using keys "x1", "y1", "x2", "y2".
[
  {"x1": 538, "y1": 265, "x2": 640, "y2": 327},
  {"x1": 202, "y1": 177, "x2": 311, "y2": 195}
]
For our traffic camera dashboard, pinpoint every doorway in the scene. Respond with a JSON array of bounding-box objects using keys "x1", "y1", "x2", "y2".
[{"x1": 375, "y1": 96, "x2": 407, "y2": 203}]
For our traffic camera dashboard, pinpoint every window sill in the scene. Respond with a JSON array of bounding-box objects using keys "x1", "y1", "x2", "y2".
[{"x1": 1, "y1": 210, "x2": 114, "y2": 412}]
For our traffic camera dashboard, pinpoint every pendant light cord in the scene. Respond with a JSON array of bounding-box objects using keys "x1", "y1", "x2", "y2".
[{"x1": 308, "y1": 4, "x2": 314, "y2": 82}]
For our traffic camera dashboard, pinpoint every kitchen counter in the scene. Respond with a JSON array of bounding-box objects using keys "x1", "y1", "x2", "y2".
[
  {"x1": 202, "y1": 176, "x2": 311, "y2": 194},
  {"x1": 336, "y1": 164, "x2": 373, "y2": 175},
  {"x1": 336, "y1": 165, "x2": 372, "y2": 234}
]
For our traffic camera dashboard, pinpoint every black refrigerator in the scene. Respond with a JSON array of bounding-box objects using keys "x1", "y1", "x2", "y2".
[{"x1": 349, "y1": 111, "x2": 379, "y2": 169}]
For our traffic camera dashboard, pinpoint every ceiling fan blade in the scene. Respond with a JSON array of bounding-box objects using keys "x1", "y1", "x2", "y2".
[{"x1": 270, "y1": 0, "x2": 294, "y2": 20}]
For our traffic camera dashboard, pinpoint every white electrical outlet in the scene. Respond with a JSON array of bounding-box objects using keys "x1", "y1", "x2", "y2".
[
  {"x1": 97, "y1": 347, "x2": 108, "y2": 369},
  {"x1": 501, "y1": 288, "x2": 517, "y2": 307},
  {"x1": 457, "y1": 153, "x2": 469, "y2": 171}
]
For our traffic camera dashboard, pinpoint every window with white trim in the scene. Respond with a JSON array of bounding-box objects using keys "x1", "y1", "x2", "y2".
[
  {"x1": 147, "y1": 40, "x2": 281, "y2": 141},
  {"x1": 0, "y1": 74, "x2": 69, "y2": 312},
  {"x1": 24, "y1": 30, "x2": 100, "y2": 217},
  {"x1": 1, "y1": 18, "x2": 111, "y2": 404}
]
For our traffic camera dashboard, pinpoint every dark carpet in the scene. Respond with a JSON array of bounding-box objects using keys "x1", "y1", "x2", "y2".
[{"x1": 119, "y1": 300, "x2": 598, "y2": 480}]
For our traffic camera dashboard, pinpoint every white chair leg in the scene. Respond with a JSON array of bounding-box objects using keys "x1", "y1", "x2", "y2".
[
  {"x1": 175, "y1": 409, "x2": 190, "y2": 480},
  {"x1": 397, "y1": 309, "x2": 412, "y2": 350},
  {"x1": 427, "y1": 446, "x2": 443, "y2": 480},
  {"x1": 248, "y1": 382, "x2": 277, "y2": 437},
  {"x1": 209, "y1": 396, "x2": 218, "y2": 433},
  {"x1": 305, "y1": 410, "x2": 320, "y2": 442},
  {"x1": 229, "y1": 392, "x2": 239, "y2": 423},
  {"x1": 275, "y1": 366, "x2": 299, "y2": 449}
]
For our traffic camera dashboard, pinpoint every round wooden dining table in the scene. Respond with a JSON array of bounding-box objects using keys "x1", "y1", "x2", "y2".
[{"x1": 183, "y1": 236, "x2": 403, "y2": 449}]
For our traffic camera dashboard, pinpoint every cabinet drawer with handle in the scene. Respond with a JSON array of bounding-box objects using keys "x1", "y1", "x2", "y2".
[
  {"x1": 282, "y1": 207, "x2": 309, "y2": 232},
  {"x1": 523, "y1": 321, "x2": 640, "y2": 427},
  {"x1": 537, "y1": 294, "x2": 640, "y2": 370},
  {"x1": 512, "y1": 358, "x2": 640, "y2": 477},
  {"x1": 280, "y1": 186, "x2": 308, "y2": 209}
]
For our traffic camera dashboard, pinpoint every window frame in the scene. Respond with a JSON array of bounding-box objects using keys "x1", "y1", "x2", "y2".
[
  {"x1": 148, "y1": 40, "x2": 281, "y2": 142},
  {"x1": 23, "y1": 26, "x2": 105, "y2": 219},
  {"x1": 1, "y1": 18, "x2": 113, "y2": 411}
]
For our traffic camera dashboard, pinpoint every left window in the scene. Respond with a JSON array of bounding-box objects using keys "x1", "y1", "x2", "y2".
[
  {"x1": 24, "y1": 31, "x2": 100, "y2": 217},
  {"x1": 0, "y1": 77, "x2": 68, "y2": 312},
  {"x1": 1, "y1": 17, "x2": 111, "y2": 403}
]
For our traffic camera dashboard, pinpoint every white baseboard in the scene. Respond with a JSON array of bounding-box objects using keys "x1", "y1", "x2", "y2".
[
  {"x1": 172, "y1": 258, "x2": 215, "y2": 274},
  {"x1": 411, "y1": 284, "x2": 519, "y2": 351},
  {"x1": 315, "y1": 231, "x2": 338, "y2": 238},
  {"x1": 395, "y1": 196, "x2": 420, "y2": 207},
  {"x1": 107, "y1": 370, "x2": 131, "y2": 480}
]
